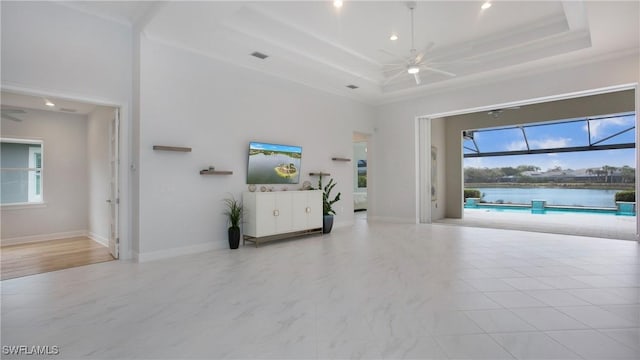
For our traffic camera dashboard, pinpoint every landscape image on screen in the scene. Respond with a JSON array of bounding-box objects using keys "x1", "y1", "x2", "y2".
[{"x1": 247, "y1": 142, "x2": 302, "y2": 184}]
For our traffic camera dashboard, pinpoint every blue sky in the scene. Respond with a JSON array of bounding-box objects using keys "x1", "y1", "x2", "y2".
[
  {"x1": 463, "y1": 114, "x2": 636, "y2": 170},
  {"x1": 250, "y1": 142, "x2": 302, "y2": 154}
]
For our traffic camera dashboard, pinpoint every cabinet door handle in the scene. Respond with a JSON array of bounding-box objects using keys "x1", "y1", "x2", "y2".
[
  {"x1": 273, "y1": 210, "x2": 279, "y2": 216},
  {"x1": 305, "y1": 207, "x2": 311, "y2": 213}
]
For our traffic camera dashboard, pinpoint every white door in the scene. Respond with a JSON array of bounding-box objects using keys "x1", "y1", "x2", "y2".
[
  {"x1": 108, "y1": 109, "x2": 120, "y2": 259},
  {"x1": 291, "y1": 192, "x2": 308, "y2": 231},
  {"x1": 255, "y1": 193, "x2": 277, "y2": 237},
  {"x1": 307, "y1": 190, "x2": 323, "y2": 229},
  {"x1": 275, "y1": 192, "x2": 293, "y2": 233}
]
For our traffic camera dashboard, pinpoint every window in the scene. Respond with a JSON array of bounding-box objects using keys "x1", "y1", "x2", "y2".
[{"x1": 1, "y1": 138, "x2": 43, "y2": 205}]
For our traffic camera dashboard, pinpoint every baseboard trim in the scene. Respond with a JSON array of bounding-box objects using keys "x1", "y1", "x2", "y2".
[
  {"x1": 368, "y1": 216, "x2": 417, "y2": 224},
  {"x1": 1, "y1": 230, "x2": 88, "y2": 247},
  {"x1": 135, "y1": 242, "x2": 219, "y2": 263},
  {"x1": 88, "y1": 232, "x2": 109, "y2": 247}
]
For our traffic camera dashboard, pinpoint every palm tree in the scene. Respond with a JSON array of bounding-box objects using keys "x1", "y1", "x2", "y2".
[
  {"x1": 601, "y1": 165, "x2": 611, "y2": 183},
  {"x1": 601, "y1": 165, "x2": 619, "y2": 183},
  {"x1": 621, "y1": 165, "x2": 635, "y2": 183}
]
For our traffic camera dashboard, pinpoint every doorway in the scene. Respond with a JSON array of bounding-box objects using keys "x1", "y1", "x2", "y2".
[
  {"x1": 417, "y1": 86, "x2": 639, "y2": 241},
  {"x1": 1, "y1": 91, "x2": 120, "y2": 279},
  {"x1": 353, "y1": 132, "x2": 369, "y2": 220}
]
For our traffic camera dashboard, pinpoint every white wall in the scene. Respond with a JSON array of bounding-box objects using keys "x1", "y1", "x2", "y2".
[
  {"x1": 137, "y1": 36, "x2": 374, "y2": 259},
  {"x1": 1, "y1": 109, "x2": 88, "y2": 244},
  {"x1": 373, "y1": 53, "x2": 640, "y2": 223},
  {"x1": 1, "y1": 1, "x2": 133, "y2": 258},
  {"x1": 87, "y1": 106, "x2": 113, "y2": 246}
]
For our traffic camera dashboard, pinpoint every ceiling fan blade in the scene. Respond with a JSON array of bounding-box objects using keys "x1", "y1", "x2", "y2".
[
  {"x1": 383, "y1": 70, "x2": 408, "y2": 85},
  {"x1": 414, "y1": 41, "x2": 435, "y2": 63},
  {"x1": 421, "y1": 66, "x2": 456, "y2": 77},
  {"x1": 1, "y1": 114, "x2": 23, "y2": 122},
  {"x1": 414, "y1": 73, "x2": 421, "y2": 85}
]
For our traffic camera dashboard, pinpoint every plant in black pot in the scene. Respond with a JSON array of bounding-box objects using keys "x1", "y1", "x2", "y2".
[
  {"x1": 318, "y1": 175, "x2": 341, "y2": 234},
  {"x1": 223, "y1": 195, "x2": 243, "y2": 249}
]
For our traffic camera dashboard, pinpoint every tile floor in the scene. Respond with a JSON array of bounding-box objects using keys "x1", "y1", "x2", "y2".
[{"x1": 1, "y1": 220, "x2": 639, "y2": 359}]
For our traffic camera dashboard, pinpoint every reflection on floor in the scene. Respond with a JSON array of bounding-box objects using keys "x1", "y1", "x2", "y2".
[
  {"x1": 2, "y1": 222, "x2": 638, "y2": 358},
  {"x1": 1, "y1": 237, "x2": 114, "y2": 280},
  {"x1": 355, "y1": 210, "x2": 367, "y2": 221},
  {"x1": 436, "y1": 209, "x2": 637, "y2": 241}
]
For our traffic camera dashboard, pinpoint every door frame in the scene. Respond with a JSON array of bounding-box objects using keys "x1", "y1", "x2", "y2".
[
  {"x1": 2, "y1": 84, "x2": 133, "y2": 257},
  {"x1": 353, "y1": 131, "x2": 371, "y2": 217},
  {"x1": 108, "y1": 108, "x2": 120, "y2": 259}
]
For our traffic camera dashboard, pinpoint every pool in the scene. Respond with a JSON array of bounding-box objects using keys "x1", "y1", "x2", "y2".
[{"x1": 465, "y1": 203, "x2": 636, "y2": 216}]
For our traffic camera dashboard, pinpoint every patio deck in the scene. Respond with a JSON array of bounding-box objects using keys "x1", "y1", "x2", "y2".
[{"x1": 436, "y1": 208, "x2": 637, "y2": 241}]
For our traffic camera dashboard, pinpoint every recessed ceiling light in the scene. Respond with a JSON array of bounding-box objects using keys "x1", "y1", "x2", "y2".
[
  {"x1": 407, "y1": 65, "x2": 420, "y2": 74},
  {"x1": 390, "y1": 34, "x2": 398, "y2": 41},
  {"x1": 481, "y1": 1, "x2": 492, "y2": 10},
  {"x1": 44, "y1": 99, "x2": 55, "y2": 107},
  {"x1": 333, "y1": 0, "x2": 343, "y2": 8}
]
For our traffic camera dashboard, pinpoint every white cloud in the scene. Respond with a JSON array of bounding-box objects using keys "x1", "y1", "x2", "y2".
[
  {"x1": 584, "y1": 117, "x2": 634, "y2": 139},
  {"x1": 530, "y1": 138, "x2": 571, "y2": 148},
  {"x1": 504, "y1": 137, "x2": 571, "y2": 151},
  {"x1": 464, "y1": 158, "x2": 484, "y2": 168},
  {"x1": 505, "y1": 141, "x2": 527, "y2": 151}
]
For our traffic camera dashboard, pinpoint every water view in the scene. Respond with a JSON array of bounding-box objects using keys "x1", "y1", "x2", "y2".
[{"x1": 476, "y1": 187, "x2": 623, "y2": 208}]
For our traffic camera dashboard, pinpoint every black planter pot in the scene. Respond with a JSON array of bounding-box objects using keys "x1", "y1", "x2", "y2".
[
  {"x1": 323, "y1": 215, "x2": 334, "y2": 234},
  {"x1": 228, "y1": 226, "x2": 240, "y2": 249}
]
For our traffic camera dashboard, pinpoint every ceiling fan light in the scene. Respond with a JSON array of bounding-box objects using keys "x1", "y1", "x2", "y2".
[
  {"x1": 407, "y1": 66, "x2": 420, "y2": 74},
  {"x1": 389, "y1": 34, "x2": 398, "y2": 41},
  {"x1": 481, "y1": 2, "x2": 492, "y2": 10}
]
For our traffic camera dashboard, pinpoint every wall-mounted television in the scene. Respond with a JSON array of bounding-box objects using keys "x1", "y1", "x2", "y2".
[{"x1": 247, "y1": 142, "x2": 302, "y2": 184}]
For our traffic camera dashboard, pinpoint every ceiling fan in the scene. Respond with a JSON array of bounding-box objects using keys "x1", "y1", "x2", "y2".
[
  {"x1": 383, "y1": 2, "x2": 456, "y2": 85},
  {"x1": 1, "y1": 107, "x2": 26, "y2": 122}
]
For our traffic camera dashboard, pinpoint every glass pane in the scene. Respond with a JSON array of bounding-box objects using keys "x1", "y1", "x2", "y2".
[
  {"x1": 463, "y1": 138, "x2": 478, "y2": 154},
  {"x1": 588, "y1": 114, "x2": 636, "y2": 145},
  {"x1": 1, "y1": 169, "x2": 43, "y2": 204},
  {"x1": 1, "y1": 140, "x2": 43, "y2": 204},
  {"x1": 473, "y1": 128, "x2": 525, "y2": 153},
  {"x1": 524, "y1": 120, "x2": 587, "y2": 149}
]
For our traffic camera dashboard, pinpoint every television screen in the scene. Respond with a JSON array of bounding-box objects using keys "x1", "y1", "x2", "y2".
[{"x1": 247, "y1": 142, "x2": 302, "y2": 184}]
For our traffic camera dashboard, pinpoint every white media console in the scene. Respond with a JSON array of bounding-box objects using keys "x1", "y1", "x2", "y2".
[{"x1": 242, "y1": 190, "x2": 323, "y2": 246}]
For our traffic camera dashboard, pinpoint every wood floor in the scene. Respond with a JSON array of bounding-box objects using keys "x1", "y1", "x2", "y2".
[{"x1": 1, "y1": 237, "x2": 114, "y2": 281}]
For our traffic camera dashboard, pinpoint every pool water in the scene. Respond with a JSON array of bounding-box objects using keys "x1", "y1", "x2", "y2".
[{"x1": 467, "y1": 204, "x2": 634, "y2": 216}]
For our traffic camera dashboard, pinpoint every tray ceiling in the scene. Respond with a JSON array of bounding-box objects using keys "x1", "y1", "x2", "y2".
[{"x1": 58, "y1": 1, "x2": 640, "y2": 104}]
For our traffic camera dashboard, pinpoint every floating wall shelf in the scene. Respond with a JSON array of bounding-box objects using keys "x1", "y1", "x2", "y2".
[
  {"x1": 309, "y1": 172, "x2": 331, "y2": 177},
  {"x1": 200, "y1": 170, "x2": 233, "y2": 175},
  {"x1": 153, "y1": 145, "x2": 192, "y2": 152},
  {"x1": 331, "y1": 157, "x2": 351, "y2": 162}
]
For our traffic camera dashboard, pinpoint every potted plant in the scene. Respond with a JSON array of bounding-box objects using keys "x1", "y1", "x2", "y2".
[
  {"x1": 223, "y1": 194, "x2": 243, "y2": 249},
  {"x1": 318, "y1": 175, "x2": 341, "y2": 233}
]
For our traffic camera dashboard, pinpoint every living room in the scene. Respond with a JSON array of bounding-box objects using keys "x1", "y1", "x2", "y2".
[{"x1": 2, "y1": 1, "x2": 639, "y2": 358}]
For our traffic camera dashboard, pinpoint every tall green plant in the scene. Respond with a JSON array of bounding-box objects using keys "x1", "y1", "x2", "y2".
[
  {"x1": 318, "y1": 175, "x2": 341, "y2": 216},
  {"x1": 223, "y1": 195, "x2": 243, "y2": 228}
]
